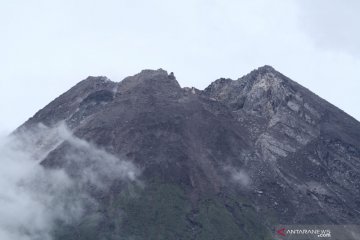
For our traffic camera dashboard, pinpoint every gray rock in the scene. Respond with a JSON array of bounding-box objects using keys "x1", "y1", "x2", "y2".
[{"x1": 17, "y1": 65, "x2": 360, "y2": 239}]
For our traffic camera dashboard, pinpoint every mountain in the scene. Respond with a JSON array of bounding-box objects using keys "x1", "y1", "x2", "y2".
[{"x1": 17, "y1": 66, "x2": 360, "y2": 240}]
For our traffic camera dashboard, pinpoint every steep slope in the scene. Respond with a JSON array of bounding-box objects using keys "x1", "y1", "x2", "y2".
[
  {"x1": 19, "y1": 76, "x2": 116, "y2": 130},
  {"x1": 18, "y1": 66, "x2": 360, "y2": 239},
  {"x1": 203, "y1": 65, "x2": 360, "y2": 224}
]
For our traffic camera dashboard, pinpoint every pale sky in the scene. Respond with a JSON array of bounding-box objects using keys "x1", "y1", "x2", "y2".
[{"x1": 1, "y1": 0, "x2": 359, "y2": 133}]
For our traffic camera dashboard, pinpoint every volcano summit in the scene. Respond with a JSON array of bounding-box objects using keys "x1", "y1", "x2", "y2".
[{"x1": 13, "y1": 66, "x2": 360, "y2": 240}]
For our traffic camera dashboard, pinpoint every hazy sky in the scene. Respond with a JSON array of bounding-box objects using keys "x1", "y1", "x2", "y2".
[{"x1": 1, "y1": 0, "x2": 359, "y2": 132}]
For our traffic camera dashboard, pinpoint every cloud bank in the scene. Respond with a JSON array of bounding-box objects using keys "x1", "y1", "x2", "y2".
[{"x1": 0, "y1": 123, "x2": 139, "y2": 240}]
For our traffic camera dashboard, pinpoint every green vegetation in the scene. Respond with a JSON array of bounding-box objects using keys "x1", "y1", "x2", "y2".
[{"x1": 53, "y1": 181, "x2": 273, "y2": 240}]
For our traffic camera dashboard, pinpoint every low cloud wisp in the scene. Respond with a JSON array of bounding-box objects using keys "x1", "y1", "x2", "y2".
[
  {"x1": 0, "y1": 123, "x2": 139, "y2": 240},
  {"x1": 224, "y1": 166, "x2": 251, "y2": 188}
]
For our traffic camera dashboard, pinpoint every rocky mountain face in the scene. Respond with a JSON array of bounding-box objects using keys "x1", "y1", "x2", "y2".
[{"x1": 18, "y1": 66, "x2": 360, "y2": 239}]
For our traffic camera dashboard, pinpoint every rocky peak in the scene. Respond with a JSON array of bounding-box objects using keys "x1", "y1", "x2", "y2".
[
  {"x1": 84, "y1": 75, "x2": 112, "y2": 83},
  {"x1": 18, "y1": 76, "x2": 116, "y2": 131},
  {"x1": 204, "y1": 66, "x2": 305, "y2": 118},
  {"x1": 251, "y1": 64, "x2": 276, "y2": 74},
  {"x1": 117, "y1": 68, "x2": 181, "y2": 95},
  {"x1": 14, "y1": 66, "x2": 360, "y2": 239}
]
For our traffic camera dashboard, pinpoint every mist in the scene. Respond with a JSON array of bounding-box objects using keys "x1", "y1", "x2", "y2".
[
  {"x1": 0, "y1": 123, "x2": 139, "y2": 240},
  {"x1": 223, "y1": 166, "x2": 251, "y2": 188}
]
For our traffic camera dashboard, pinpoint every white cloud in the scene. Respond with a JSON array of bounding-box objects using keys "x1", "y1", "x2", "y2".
[
  {"x1": 0, "y1": 123, "x2": 139, "y2": 240},
  {"x1": 224, "y1": 166, "x2": 251, "y2": 187},
  {"x1": 231, "y1": 170, "x2": 250, "y2": 187}
]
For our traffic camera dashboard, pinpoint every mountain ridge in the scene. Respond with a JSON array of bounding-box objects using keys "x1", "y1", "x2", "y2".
[{"x1": 15, "y1": 65, "x2": 360, "y2": 240}]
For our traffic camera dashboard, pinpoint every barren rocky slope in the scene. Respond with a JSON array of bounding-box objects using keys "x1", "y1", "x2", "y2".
[{"x1": 18, "y1": 66, "x2": 360, "y2": 239}]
